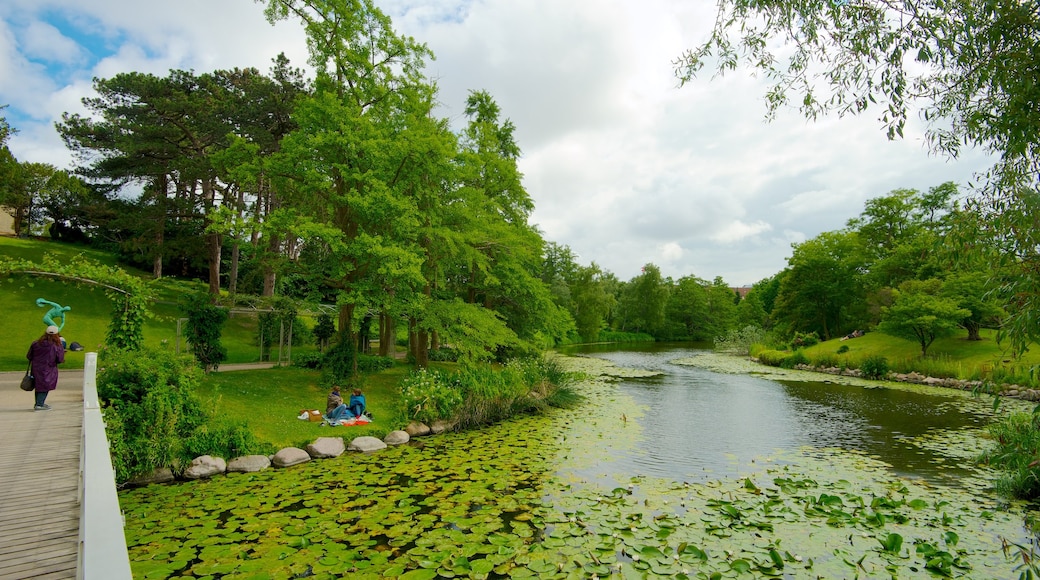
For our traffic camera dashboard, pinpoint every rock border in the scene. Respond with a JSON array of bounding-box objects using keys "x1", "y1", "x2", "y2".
[{"x1": 126, "y1": 422, "x2": 439, "y2": 486}]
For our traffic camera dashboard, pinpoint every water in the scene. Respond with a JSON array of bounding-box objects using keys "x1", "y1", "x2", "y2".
[{"x1": 564, "y1": 342, "x2": 991, "y2": 485}]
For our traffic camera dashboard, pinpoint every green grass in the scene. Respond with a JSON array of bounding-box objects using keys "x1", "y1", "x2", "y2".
[
  {"x1": 195, "y1": 364, "x2": 411, "y2": 449},
  {"x1": 799, "y1": 328, "x2": 1040, "y2": 385},
  {"x1": 0, "y1": 236, "x2": 319, "y2": 370}
]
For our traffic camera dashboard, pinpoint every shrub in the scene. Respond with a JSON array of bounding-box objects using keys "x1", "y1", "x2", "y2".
[
  {"x1": 399, "y1": 368, "x2": 463, "y2": 425},
  {"x1": 982, "y1": 412, "x2": 1040, "y2": 499},
  {"x1": 428, "y1": 346, "x2": 460, "y2": 362},
  {"x1": 312, "y1": 312, "x2": 336, "y2": 352},
  {"x1": 837, "y1": 345, "x2": 850, "y2": 354},
  {"x1": 357, "y1": 354, "x2": 394, "y2": 372},
  {"x1": 321, "y1": 340, "x2": 356, "y2": 384},
  {"x1": 780, "y1": 350, "x2": 809, "y2": 369},
  {"x1": 182, "y1": 422, "x2": 274, "y2": 461},
  {"x1": 98, "y1": 347, "x2": 208, "y2": 481},
  {"x1": 791, "y1": 331, "x2": 819, "y2": 348},
  {"x1": 811, "y1": 354, "x2": 839, "y2": 368},
  {"x1": 756, "y1": 349, "x2": 788, "y2": 367},
  {"x1": 860, "y1": 355, "x2": 890, "y2": 380},
  {"x1": 182, "y1": 294, "x2": 228, "y2": 372},
  {"x1": 715, "y1": 325, "x2": 767, "y2": 356},
  {"x1": 292, "y1": 351, "x2": 324, "y2": 369}
]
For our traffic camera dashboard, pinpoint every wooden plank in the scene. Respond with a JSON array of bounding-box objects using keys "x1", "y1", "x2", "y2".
[{"x1": 0, "y1": 376, "x2": 84, "y2": 580}]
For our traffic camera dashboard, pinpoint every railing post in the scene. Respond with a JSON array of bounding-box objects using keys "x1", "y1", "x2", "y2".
[{"x1": 78, "y1": 352, "x2": 133, "y2": 580}]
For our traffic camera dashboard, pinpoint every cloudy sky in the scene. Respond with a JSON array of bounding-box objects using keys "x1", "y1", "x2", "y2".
[{"x1": 0, "y1": 0, "x2": 994, "y2": 286}]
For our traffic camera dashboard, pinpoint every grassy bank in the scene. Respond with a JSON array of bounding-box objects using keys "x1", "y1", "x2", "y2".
[{"x1": 788, "y1": 329, "x2": 1040, "y2": 387}]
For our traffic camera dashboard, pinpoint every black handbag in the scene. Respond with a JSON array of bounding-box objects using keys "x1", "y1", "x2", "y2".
[{"x1": 20, "y1": 363, "x2": 34, "y2": 391}]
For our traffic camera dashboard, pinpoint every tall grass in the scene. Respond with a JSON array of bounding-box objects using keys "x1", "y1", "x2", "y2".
[
  {"x1": 398, "y1": 355, "x2": 580, "y2": 430},
  {"x1": 980, "y1": 412, "x2": 1040, "y2": 499}
]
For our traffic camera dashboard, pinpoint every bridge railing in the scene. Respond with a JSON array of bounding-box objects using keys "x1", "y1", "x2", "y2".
[{"x1": 77, "y1": 352, "x2": 133, "y2": 580}]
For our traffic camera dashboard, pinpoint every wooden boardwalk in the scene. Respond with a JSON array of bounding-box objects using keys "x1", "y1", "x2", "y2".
[{"x1": 0, "y1": 371, "x2": 84, "y2": 580}]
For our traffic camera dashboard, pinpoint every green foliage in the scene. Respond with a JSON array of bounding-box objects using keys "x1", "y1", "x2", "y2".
[
  {"x1": 981, "y1": 412, "x2": 1040, "y2": 500},
  {"x1": 397, "y1": 355, "x2": 576, "y2": 429},
  {"x1": 714, "y1": 324, "x2": 766, "y2": 356},
  {"x1": 428, "y1": 346, "x2": 459, "y2": 362},
  {"x1": 756, "y1": 349, "x2": 788, "y2": 367},
  {"x1": 312, "y1": 312, "x2": 335, "y2": 352},
  {"x1": 398, "y1": 368, "x2": 464, "y2": 425},
  {"x1": 878, "y1": 279, "x2": 971, "y2": 358},
  {"x1": 320, "y1": 339, "x2": 356, "y2": 384},
  {"x1": 859, "y1": 355, "x2": 890, "y2": 380},
  {"x1": 182, "y1": 294, "x2": 229, "y2": 372},
  {"x1": 780, "y1": 350, "x2": 809, "y2": 369},
  {"x1": 837, "y1": 345, "x2": 850, "y2": 354},
  {"x1": 791, "y1": 332, "x2": 819, "y2": 348},
  {"x1": 356, "y1": 354, "x2": 394, "y2": 373},
  {"x1": 291, "y1": 350, "x2": 324, "y2": 369},
  {"x1": 596, "y1": 330, "x2": 654, "y2": 343},
  {"x1": 181, "y1": 422, "x2": 274, "y2": 460},
  {"x1": 97, "y1": 347, "x2": 207, "y2": 481}
]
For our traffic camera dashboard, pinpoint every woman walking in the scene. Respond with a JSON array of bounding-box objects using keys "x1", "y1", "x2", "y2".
[{"x1": 27, "y1": 325, "x2": 64, "y2": 411}]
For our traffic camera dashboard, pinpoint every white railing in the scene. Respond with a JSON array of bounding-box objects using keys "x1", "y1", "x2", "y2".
[{"x1": 78, "y1": 352, "x2": 133, "y2": 580}]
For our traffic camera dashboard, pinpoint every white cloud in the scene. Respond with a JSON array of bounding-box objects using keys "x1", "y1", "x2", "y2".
[
  {"x1": 711, "y1": 220, "x2": 773, "y2": 244},
  {"x1": 21, "y1": 20, "x2": 83, "y2": 64}
]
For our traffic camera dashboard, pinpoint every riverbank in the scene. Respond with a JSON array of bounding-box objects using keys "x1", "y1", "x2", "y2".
[{"x1": 673, "y1": 351, "x2": 1039, "y2": 410}]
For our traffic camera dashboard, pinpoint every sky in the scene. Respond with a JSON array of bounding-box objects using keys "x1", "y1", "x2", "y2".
[{"x1": 0, "y1": 0, "x2": 995, "y2": 286}]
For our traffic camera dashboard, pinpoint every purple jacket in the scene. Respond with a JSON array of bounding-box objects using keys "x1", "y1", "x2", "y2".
[{"x1": 27, "y1": 339, "x2": 64, "y2": 391}]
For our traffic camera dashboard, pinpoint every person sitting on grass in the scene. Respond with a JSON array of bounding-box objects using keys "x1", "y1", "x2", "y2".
[
  {"x1": 348, "y1": 388, "x2": 367, "y2": 419},
  {"x1": 326, "y1": 385, "x2": 343, "y2": 415}
]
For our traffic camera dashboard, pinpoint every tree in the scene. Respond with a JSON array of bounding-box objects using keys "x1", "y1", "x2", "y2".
[
  {"x1": 878, "y1": 279, "x2": 970, "y2": 358},
  {"x1": 183, "y1": 294, "x2": 229, "y2": 373},
  {"x1": 774, "y1": 231, "x2": 866, "y2": 340},
  {"x1": 570, "y1": 263, "x2": 615, "y2": 342},
  {"x1": 940, "y1": 271, "x2": 1004, "y2": 341},
  {"x1": 618, "y1": 264, "x2": 668, "y2": 336},
  {"x1": 678, "y1": 0, "x2": 1040, "y2": 354}
]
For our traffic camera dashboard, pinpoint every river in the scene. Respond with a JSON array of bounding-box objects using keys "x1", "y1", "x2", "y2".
[{"x1": 563, "y1": 342, "x2": 992, "y2": 487}]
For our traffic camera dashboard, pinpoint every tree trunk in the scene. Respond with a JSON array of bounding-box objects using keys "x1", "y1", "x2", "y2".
[
  {"x1": 229, "y1": 242, "x2": 240, "y2": 296},
  {"x1": 966, "y1": 321, "x2": 981, "y2": 341},
  {"x1": 415, "y1": 328, "x2": 429, "y2": 368},
  {"x1": 339, "y1": 303, "x2": 357, "y2": 375}
]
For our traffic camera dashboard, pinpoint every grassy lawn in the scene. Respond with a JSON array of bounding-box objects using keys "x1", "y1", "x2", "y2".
[
  {"x1": 802, "y1": 328, "x2": 1040, "y2": 382},
  {"x1": 196, "y1": 363, "x2": 417, "y2": 449}
]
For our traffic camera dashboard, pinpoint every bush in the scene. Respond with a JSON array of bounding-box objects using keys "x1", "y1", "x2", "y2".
[
  {"x1": 780, "y1": 350, "x2": 809, "y2": 369},
  {"x1": 292, "y1": 351, "x2": 324, "y2": 369},
  {"x1": 756, "y1": 349, "x2": 788, "y2": 367},
  {"x1": 428, "y1": 346, "x2": 460, "y2": 362},
  {"x1": 98, "y1": 347, "x2": 208, "y2": 481},
  {"x1": 399, "y1": 368, "x2": 464, "y2": 425},
  {"x1": 715, "y1": 325, "x2": 766, "y2": 356},
  {"x1": 357, "y1": 354, "x2": 394, "y2": 372},
  {"x1": 321, "y1": 340, "x2": 356, "y2": 384},
  {"x1": 982, "y1": 412, "x2": 1040, "y2": 499},
  {"x1": 791, "y1": 331, "x2": 819, "y2": 348},
  {"x1": 810, "y1": 353, "x2": 840, "y2": 368},
  {"x1": 859, "y1": 355, "x2": 890, "y2": 380},
  {"x1": 182, "y1": 294, "x2": 228, "y2": 372},
  {"x1": 836, "y1": 345, "x2": 850, "y2": 354},
  {"x1": 182, "y1": 422, "x2": 274, "y2": 461}
]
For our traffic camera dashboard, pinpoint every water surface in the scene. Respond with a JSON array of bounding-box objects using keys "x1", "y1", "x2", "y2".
[{"x1": 564, "y1": 342, "x2": 990, "y2": 485}]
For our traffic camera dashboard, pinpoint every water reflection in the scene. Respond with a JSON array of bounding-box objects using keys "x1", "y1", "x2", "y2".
[{"x1": 563, "y1": 343, "x2": 990, "y2": 485}]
